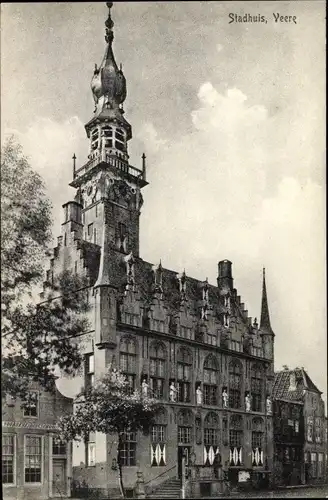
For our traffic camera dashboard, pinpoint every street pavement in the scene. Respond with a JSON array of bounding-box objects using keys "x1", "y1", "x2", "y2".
[{"x1": 226, "y1": 484, "x2": 328, "y2": 498}]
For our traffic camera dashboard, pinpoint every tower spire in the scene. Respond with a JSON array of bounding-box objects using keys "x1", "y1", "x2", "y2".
[
  {"x1": 105, "y1": 2, "x2": 114, "y2": 44},
  {"x1": 260, "y1": 268, "x2": 273, "y2": 333}
]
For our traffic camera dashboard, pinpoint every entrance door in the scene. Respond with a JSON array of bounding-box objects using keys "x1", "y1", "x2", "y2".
[
  {"x1": 52, "y1": 460, "x2": 67, "y2": 497},
  {"x1": 177, "y1": 446, "x2": 191, "y2": 479}
]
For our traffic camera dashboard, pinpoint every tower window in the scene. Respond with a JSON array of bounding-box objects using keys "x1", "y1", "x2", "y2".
[
  {"x1": 115, "y1": 140, "x2": 125, "y2": 152},
  {"x1": 103, "y1": 127, "x2": 113, "y2": 137},
  {"x1": 85, "y1": 353, "x2": 95, "y2": 390},
  {"x1": 116, "y1": 129, "x2": 125, "y2": 141},
  {"x1": 91, "y1": 129, "x2": 99, "y2": 151},
  {"x1": 115, "y1": 128, "x2": 126, "y2": 152}
]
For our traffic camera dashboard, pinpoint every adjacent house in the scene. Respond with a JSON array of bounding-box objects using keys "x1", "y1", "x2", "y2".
[
  {"x1": 272, "y1": 367, "x2": 327, "y2": 487},
  {"x1": 272, "y1": 369, "x2": 305, "y2": 486},
  {"x1": 2, "y1": 383, "x2": 73, "y2": 500}
]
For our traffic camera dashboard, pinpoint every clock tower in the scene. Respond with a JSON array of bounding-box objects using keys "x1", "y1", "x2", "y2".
[{"x1": 66, "y1": 2, "x2": 147, "y2": 267}]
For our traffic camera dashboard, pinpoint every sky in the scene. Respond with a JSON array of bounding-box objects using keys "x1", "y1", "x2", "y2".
[{"x1": 1, "y1": 2, "x2": 326, "y2": 407}]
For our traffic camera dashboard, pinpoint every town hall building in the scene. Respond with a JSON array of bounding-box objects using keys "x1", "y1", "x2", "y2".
[{"x1": 43, "y1": 3, "x2": 276, "y2": 497}]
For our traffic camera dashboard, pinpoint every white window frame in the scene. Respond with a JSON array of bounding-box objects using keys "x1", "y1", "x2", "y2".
[
  {"x1": 87, "y1": 442, "x2": 96, "y2": 467},
  {"x1": 24, "y1": 434, "x2": 44, "y2": 485},
  {"x1": 2, "y1": 434, "x2": 16, "y2": 487},
  {"x1": 23, "y1": 391, "x2": 39, "y2": 419}
]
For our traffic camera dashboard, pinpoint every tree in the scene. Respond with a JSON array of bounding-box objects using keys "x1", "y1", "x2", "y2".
[
  {"x1": 58, "y1": 367, "x2": 163, "y2": 497},
  {"x1": 1, "y1": 137, "x2": 90, "y2": 399}
]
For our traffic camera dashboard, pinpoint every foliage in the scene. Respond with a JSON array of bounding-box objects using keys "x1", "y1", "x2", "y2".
[
  {"x1": 58, "y1": 367, "x2": 163, "y2": 496},
  {"x1": 1, "y1": 137, "x2": 52, "y2": 309},
  {"x1": 1, "y1": 137, "x2": 90, "y2": 399},
  {"x1": 58, "y1": 367, "x2": 162, "y2": 439}
]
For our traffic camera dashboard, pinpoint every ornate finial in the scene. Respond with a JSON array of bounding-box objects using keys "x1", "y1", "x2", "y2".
[
  {"x1": 141, "y1": 153, "x2": 146, "y2": 180},
  {"x1": 105, "y1": 2, "x2": 114, "y2": 44},
  {"x1": 72, "y1": 153, "x2": 76, "y2": 179}
]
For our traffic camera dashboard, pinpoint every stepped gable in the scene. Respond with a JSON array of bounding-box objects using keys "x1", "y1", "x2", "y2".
[{"x1": 119, "y1": 256, "x2": 254, "y2": 329}]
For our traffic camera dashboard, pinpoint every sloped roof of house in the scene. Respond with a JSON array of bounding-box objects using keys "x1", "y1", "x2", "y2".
[
  {"x1": 273, "y1": 369, "x2": 304, "y2": 402},
  {"x1": 299, "y1": 368, "x2": 322, "y2": 394},
  {"x1": 273, "y1": 367, "x2": 322, "y2": 402}
]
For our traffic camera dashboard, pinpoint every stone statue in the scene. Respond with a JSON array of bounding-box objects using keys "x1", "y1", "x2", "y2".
[
  {"x1": 196, "y1": 386, "x2": 203, "y2": 405},
  {"x1": 222, "y1": 389, "x2": 229, "y2": 408},
  {"x1": 245, "y1": 393, "x2": 251, "y2": 412},
  {"x1": 141, "y1": 379, "x2": 149, "y2": 397},
  {"x1": 266, "y1": 396, "x2": 272, "y2": 414},
  {"x1": 169, "y1": 382, "x2": 178, "y2": 402}
]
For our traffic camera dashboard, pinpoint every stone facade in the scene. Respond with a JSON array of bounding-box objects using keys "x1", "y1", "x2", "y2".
[{"x1": 2, "y1": 383, "x2": 73, "y2": 500}]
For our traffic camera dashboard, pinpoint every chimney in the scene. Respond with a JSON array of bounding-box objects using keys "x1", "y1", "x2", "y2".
[{"x1": 217, "y1": 260, "x2": 233, "y2": 291}]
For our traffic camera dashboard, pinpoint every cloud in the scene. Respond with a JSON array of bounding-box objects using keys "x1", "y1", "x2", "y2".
[
  {"x1": 5, "y1": 117, "x2": 88, "y2": 240},
  {"x1": 137, "y1": 82, "x2": 326, "y2": 403},
  {"x1": 136, "y1": 122, "x2": 168, "y2": 154}
]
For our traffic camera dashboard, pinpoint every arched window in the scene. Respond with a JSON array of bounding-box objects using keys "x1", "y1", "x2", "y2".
[
  {"x1": 151, "y1": 409, "x2": 168, "y2": 467},
  {"x1": 177, "y1": 348, "x2": 192, "y2": 403},
  {"x1": 252, "y1": 417, "x2": 264, "y2": 466},
  {"x1": 229, "y1": 415, "x2": 243, "y2": 466},
  {"x1": 203, "y1": 356, "x2": 219, "y2": 406},
  {"x1": 204, "y1": 412, "x2": 219, "y2": 446},
  {"x1": 149, "y1": 343, "x2": 166, "y2": 399},
  {"x1": 177, "y1": 409, "x2": 193, "y2": 445},
  {"x1": 119, "y1": 337, "x2": 137, "y2": 392},
  {"x1": 251, "y1": 364, "x2": 263, "y2": 412},
  {"x1": 229, "y1": 360, "x2": 242, "y2": 409}
]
